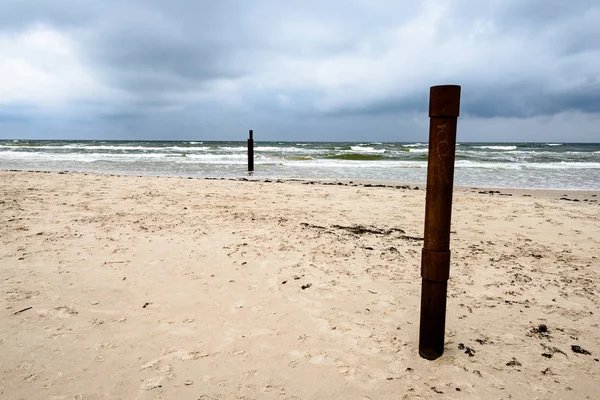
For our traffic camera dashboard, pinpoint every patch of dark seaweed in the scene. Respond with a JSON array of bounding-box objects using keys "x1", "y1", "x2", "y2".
[
  {"x1": 331, "y1": 224, "x2": 404, "y2": 235},
  {"x1": 300, "y1": 223, "x2": 423, "y2": 241}
]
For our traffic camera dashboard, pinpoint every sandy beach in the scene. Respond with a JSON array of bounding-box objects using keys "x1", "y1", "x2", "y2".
[{"x1": 1, "y1": 170, "x2": 599, "y2": 399}]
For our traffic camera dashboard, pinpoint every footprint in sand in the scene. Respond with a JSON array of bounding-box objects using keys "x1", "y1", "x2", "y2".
[{"x1": 41, "y1": 305, "x2": 78, "y2": 318}]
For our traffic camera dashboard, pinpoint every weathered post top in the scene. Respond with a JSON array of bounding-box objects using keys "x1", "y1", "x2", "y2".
[
  {"x1": 429, "y1": 85, "x2": 461, "y2": 117},
  {"x1": 249, "y1": 130, "x2": 253, "y2": 140}
]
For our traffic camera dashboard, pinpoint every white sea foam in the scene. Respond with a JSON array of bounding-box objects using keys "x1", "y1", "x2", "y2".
[
  {"x1": 168, "y1": 146, "x2": 210, "y2": 151},
  {"x1": 455, "y1": 160, "x2": 600, "y2": 170},
  {"x1": 0, "y1": 145, "x2": 56, "y2": 149},
  {"x1": 409, "y1": 148, "x2": 429, "y2": 153},
  {"x1": 185, "y1": 153, "x2": 246, "y2": 160},
  {"x1": 455, "y1": 161, "x2": 522, "y2": 169},
  {"x1": 281, "y1": 159, "x2": 426, "y2": 169},
  {"x1": 55, "y1": 145, "x2": 152, "y2": 151},
  {"x1": 546, "y1": 143, "x2": 562, "y2": 146},
  {"x1": 220, "y1": 146, "x2": 306, "y2": 152},
  {"x1": 255, "y1": 146, "x2": 310, "y2": 152},
  {"x1": 0, "y1": 151, "x2": 248, "y2": 163},
  {"x1": 504, "y1": 150, "x2": 543, "y2": 154},
  {"x1": 0, "y1": 144, "x2": 210, "y2": 151},
  {"x1": 402, "y1": 143, "x2": 426, "y2": 147},
  {"x1": 349, "y1": 146, "x2": 385, "y2": 153},
  {"x1": 528, "y1": 162, "x2": 600, "y2": 169},
  {"x1": 219, "y1": 146, "x2": 247, "y2": 151},
  {"x1": 472, "y1": 146, "x2": 517, "y2": 150}
]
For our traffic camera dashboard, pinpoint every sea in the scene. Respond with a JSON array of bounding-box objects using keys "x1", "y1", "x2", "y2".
[{"x1": 1, "y1": 140, "x2": 599, "y2": 190}]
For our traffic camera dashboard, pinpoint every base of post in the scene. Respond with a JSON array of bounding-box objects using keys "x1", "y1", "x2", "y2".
[
  {"x1": 419, "y1": 347, "x2": 443, "y2": 360},
  {"x1": 418, "y1": 279, "x2": 448, "y2": 360}
]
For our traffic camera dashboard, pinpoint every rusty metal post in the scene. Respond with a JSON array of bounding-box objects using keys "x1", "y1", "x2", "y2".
[
  {"x1": 247, "y1": 130, "x2": 254, "y2": 172},
  {"x1": 419, "y1": 85, "x2": 461, "y2": 360}
]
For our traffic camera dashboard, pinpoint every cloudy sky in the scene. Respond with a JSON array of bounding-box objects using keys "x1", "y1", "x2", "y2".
[{"x1": 0, "y1": 0, "x2": 598, "y2": 142}]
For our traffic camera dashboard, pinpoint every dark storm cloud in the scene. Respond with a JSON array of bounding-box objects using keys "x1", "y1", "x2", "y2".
[
  {"x1": 338, "y1": 79, "x2": 600, "y2": 119},
  {"x1": 82, "y1": 1, "x2": 249, "y2": 91},
  {"x1": 0, "y1": 0, "x2": 94, "y2": 30},
  {"x1": 494, "y1": 0, "x2": 600, "y2": 57},
  {"x1": 462, "y1": 82, "x2": 600, "y2": 118}
]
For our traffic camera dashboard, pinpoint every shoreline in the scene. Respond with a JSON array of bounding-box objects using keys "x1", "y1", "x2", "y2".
[
  {"x1": 3, "y1": 168, "x2": 599, "y2": 201},
  {"x1": 2, "y1": 140, "x2": 598, "y2": 193}
]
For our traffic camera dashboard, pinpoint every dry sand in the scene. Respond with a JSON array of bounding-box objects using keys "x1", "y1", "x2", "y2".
[{"x1": 1, "y1": 170, "x2": 599, "y2": 399}]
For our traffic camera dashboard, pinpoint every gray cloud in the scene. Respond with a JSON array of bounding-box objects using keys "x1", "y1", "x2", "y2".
[{"x1": 0, "y1": 0, "x2": 599, "y2": 141}]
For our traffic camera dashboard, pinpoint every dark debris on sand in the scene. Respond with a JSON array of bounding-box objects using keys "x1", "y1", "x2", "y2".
[
  {"x1": 529, "y1": 324, "x2": 551, "y2": 339},
  {"x1": 431, "y1": 387, "x2": 444, "y2": 394},
  {"x1": 300, "y1": 222, "x2": 423, "y2": 241},
  {"x1": 541, "y1": 367, "x2": 554, "y2": 375},
  {"x1": 297, "y1": 180, "x2": 416, "y2": 190},
  {"x1": 458, "y1": 343, "x2": 476, "y2": 357},
  {"x1": 541, "y1": 344, "x2": 567, "y2": 358},
  {"x1": 331, "y1": 224, "x2": 405, "y2": 235},
  {"x1": 506, "y1": 358, "x2": 522, "y2": 367},
  {"x1": 571, "y1": 345, "x2": 592, "y2": 355}
]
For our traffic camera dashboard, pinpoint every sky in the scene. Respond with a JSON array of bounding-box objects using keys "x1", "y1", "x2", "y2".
[{"x1": 0, "y1": 0, "x2": 599, "y2": 142}]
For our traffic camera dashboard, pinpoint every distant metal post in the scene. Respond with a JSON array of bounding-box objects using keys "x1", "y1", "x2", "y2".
[
  {"x1": 419, "y1": 85, "x2": 461, "y2": 360},
  {"x1": 248, "y1": 130, "x2": 254, "y2": 172}
]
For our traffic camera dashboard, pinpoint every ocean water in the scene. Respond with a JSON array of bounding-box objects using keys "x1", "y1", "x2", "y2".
[{"x1": 1, "y1": 140, "x2": 599, "y2": 190}]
